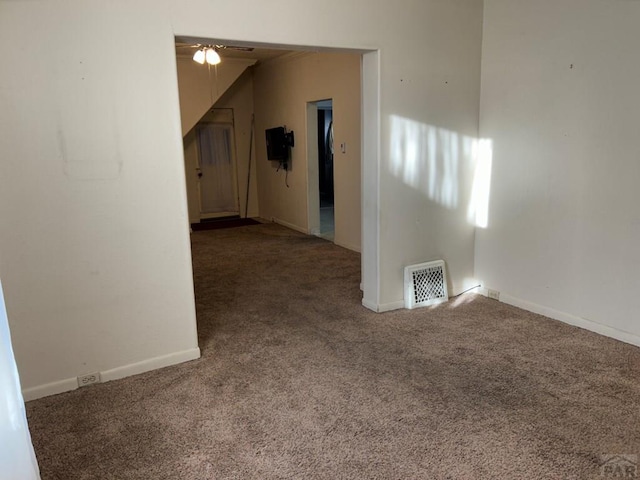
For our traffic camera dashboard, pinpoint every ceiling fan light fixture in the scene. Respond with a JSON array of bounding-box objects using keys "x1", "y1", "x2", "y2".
[
  {"x1": 193, "y1": 48, "x2": 205, "y2": 64},
  {"x1": 205, "y1": 48, "x2": 221, "y2": 65}
]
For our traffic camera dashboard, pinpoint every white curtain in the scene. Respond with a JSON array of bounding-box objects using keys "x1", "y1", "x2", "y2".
[
  {"x1": 0, "y1": 279, "x2": 41, "y2": 480},
  {"x1": 196, "y1": 124, "x2": 237, "y2": 214}
]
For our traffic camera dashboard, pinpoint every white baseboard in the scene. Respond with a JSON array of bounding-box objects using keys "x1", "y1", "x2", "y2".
[
  {"x1": 334, "y1": 240, "x2": 361, "y2": 253},
  {"x1": 378, "y1": 300, "x2": 405, "y2": 312},
  {"x1": 489, "y1": 292, "x2": 640, "y2": 349},
  {"x1": 22, "y1": 347, "x2": 201, "y2": 402},
  {"x1": 362, "y1": 299, "x2": 377, "y2": 312},
  {"x1": 362, "y1": 298, "x2": 404, "y2": 313},
  {"x1": 22, "y1": 377, "x2": 79, "y2": 402},
  {"x1": 100, "y1": 348, "x2": 201, "y2": 383},
  {"x1": 475, "y1": 286, "x2": 489, "y2": 297},
  {"x1": 271, "y1": 217, "x2": 307, "y2": 234},
  {"x1": 271, "y1": 218, "x2": 361, "y2": 253}
]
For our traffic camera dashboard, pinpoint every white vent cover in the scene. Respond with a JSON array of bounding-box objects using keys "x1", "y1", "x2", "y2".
[{"x1": 404, "y1": 260, "x2": 448, "y2": 309}]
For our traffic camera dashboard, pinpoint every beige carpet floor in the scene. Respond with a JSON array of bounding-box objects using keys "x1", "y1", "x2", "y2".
[{"x1": 26, "y1": 223, "x2": 640, "y2": 479}]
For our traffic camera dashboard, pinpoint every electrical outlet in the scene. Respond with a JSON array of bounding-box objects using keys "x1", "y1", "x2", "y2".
[
  {"x1": 77, "y1": 372, "x2": 101, "y2": 388},
  {"x1": 487, "y1": 289, "x2": 500, "y2": 301}
]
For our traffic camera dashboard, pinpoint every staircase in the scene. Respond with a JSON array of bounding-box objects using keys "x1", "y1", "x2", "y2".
[{"x1": 176, "y1": 56, "x2": 256, "y2": 136}]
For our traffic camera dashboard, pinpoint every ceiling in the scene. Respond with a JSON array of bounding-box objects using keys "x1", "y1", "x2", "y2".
[{"x1": 175, "y1": 41, "x2": 292, "y2": 64}]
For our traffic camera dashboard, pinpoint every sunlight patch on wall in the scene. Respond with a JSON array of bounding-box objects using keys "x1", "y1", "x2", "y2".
[
  {"x1": 389, "y1": 115, "x2": 475, "y2": 210},
  {"x1": 389, "y1": 114, "x2": 493, "y2": 228},
  {"x1": 467, "y1": 138, "x2": 493, "y2": 229}
]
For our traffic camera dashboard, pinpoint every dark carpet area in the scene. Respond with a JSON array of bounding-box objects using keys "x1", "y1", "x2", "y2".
[
  {"x1": 191, "y1": 217, "x2": 260, "y2": 231},
  {"x1": 26, "y1": 223, "x2": 640, "y2": 479}
]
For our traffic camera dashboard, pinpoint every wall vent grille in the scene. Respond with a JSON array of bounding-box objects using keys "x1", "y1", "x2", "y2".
[{"x1": 404, "y1": 260, "x2": 448, "y2": 309}]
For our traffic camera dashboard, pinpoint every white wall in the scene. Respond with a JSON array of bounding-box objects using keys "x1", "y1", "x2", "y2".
[
  {"x1": 0, "y1": 1, "x2": 200, "y2": 399},
  {"x1": 253, "y1": 53, "x2": 362, "y2": 252},
  {"x1": 376, "y1": 3, "x2": 484, "y2": 306},
  {"x1": 477, "y1": 0, "x2": 640, "y2": 344},
  {"x1": 0, "y1": 0, "x2": 483, "y2": 398}
]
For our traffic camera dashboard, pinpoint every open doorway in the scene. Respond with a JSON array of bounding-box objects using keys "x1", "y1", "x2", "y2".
[
  {"x1": 175, "y1": 37, "x2": 381, "y2": 313},
  {"x1": 307, "y1": 99, "x2": 334, "y2": 242}
]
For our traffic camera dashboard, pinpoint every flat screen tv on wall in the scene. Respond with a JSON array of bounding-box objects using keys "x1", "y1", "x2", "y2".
[{"x1": 265, "y1": 126, "x2": 294, "y2": 162}]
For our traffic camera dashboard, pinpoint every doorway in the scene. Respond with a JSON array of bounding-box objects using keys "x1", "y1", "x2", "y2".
[
  {"x1": 175, "y1": 38, "x2": 381, "y2": 310},
  {"x1": 195, "y1": 109, "x2": 240, "y2": 220}
]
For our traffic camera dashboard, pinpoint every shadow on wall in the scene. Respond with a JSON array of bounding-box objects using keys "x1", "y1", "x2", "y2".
[{"x1": 389, "y1": 114, "x2": 493, "y2": 229}]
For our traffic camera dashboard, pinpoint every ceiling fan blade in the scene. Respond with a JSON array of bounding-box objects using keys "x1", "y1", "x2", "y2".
[{"x1": 175, "y1": 43, "x2": 256, "y2": 53}]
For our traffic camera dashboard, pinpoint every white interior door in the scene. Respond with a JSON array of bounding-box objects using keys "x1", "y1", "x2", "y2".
[{"x1": 195, "y1": 116, "x2": 239, "y2": 219}]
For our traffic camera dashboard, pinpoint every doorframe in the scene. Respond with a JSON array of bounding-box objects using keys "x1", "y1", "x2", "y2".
[
  {"x1": 360, "y1": 50, "x2": 380, "y2": 311},
  {"x1": 306, "y1": 101, "x2": 320, "y2": 237},
  {"x1": 174, "y1": 39, "x2": 381, "y2": 310}
]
